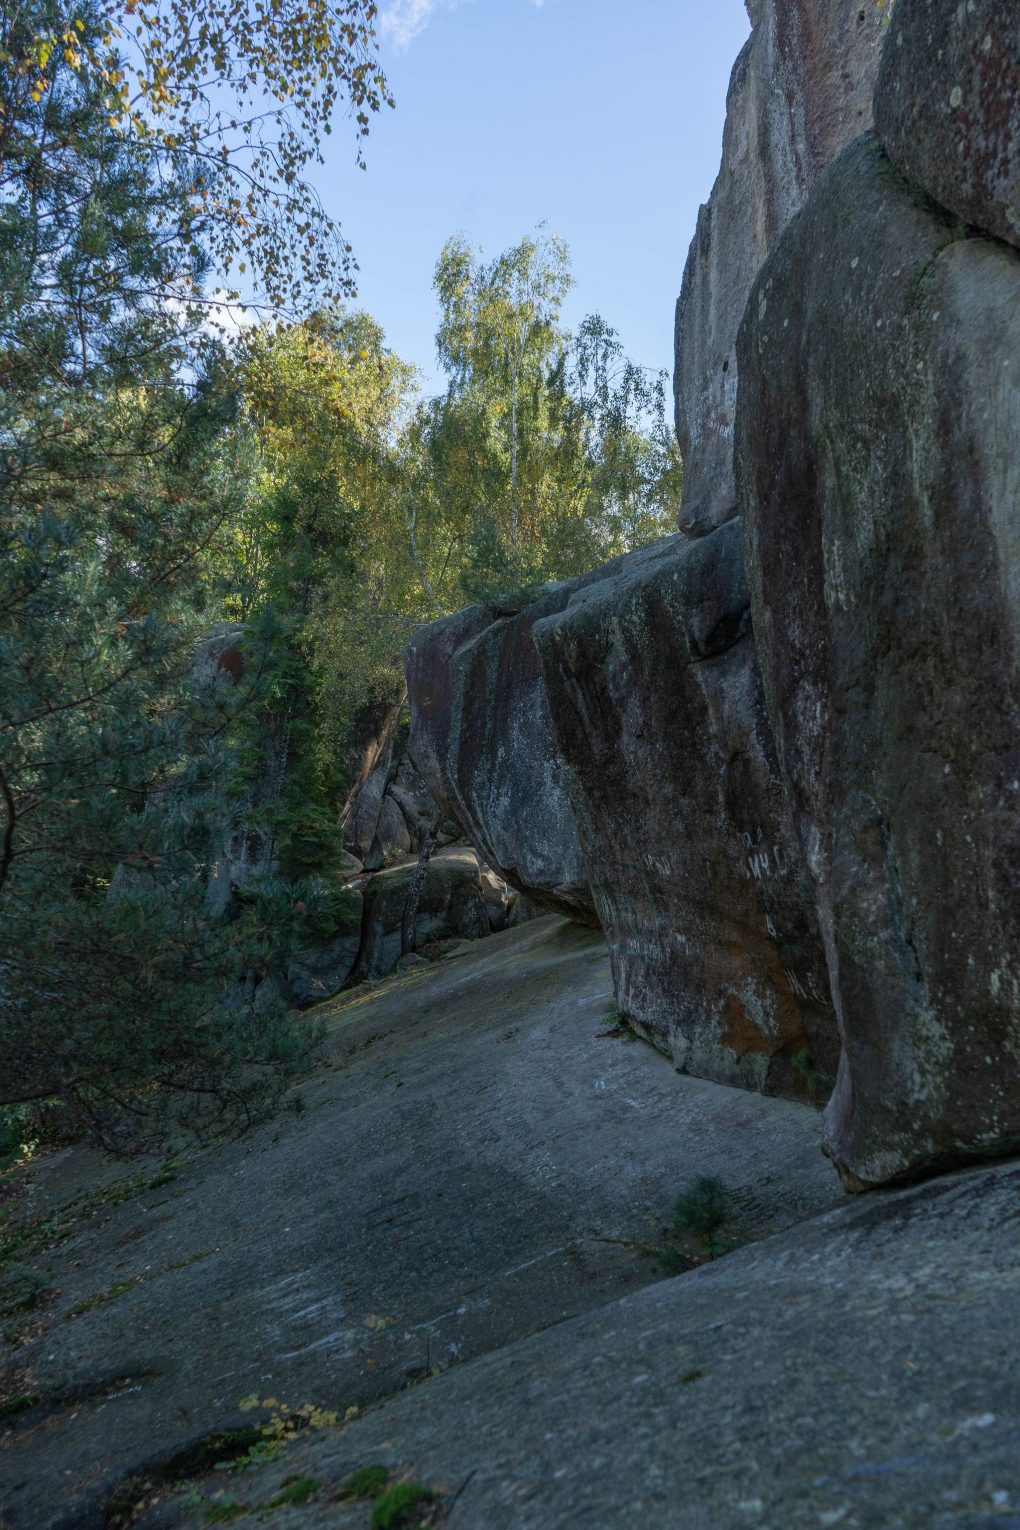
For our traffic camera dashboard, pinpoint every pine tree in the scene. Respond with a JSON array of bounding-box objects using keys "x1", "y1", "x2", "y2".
[{"x1": 0, "y1": 0, "x2": 302, "y2": 1151}]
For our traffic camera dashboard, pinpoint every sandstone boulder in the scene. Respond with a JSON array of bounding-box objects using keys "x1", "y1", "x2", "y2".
[
  {"x1": 355, "y1": 847, "x2": 491, "y2": 978},
  {"x1": 386, "y1": 751, "x2": 439, "y2": 846},
  {"x1": 478, "y1": 862, "x2": 517, "y2": 933},
  {"x1": 344, "y1": 756, "x2": 391, "y2": 863},
  {"x1": 737, "y1": 132, "x2": 1020, "y2": 1187},
  {"x1": 338, "y1": 850, "x2": 363, "y2": 880},
  {"x1": 405, "y1": 598, "x2": 596, "y2": 921},
  {"x1": 875, "y1": 0, "x2": 1019, "y2": 251},
  {"x1": 534, "y1": 527, "x2": 836, "y2": 1100},
  {"x1": 674, "y1": 0, "x2": 884, "y2": 533},
  {"x1": 362, "y1": 793, "x2": 412, "y2": 872}
]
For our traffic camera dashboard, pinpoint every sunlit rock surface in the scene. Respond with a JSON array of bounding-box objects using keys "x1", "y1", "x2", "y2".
[
  {"x1": 674, "y1": 0, "x2": 884, "y2": 533},
  {"x1": 875, "y1": 0, "x2": 1019, "y2": 252},
  {"x1": 405, "y1": 597, "x2": 596, "y2": 921},
  {"x1": 738, "y1": 131, "x2": 1020, "y2": 1186}
]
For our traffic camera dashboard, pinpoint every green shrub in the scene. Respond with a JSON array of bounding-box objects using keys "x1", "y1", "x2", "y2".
[
  {"x1": 672, "y1": 1176, "x2": 732, "y2": 1252},
  {"x1": 370, "y1": 1481, "x2": 438, "y2": 1529},
  {"x1": 336, "y1": 1464, "x2": 390, "y2": 1501}
]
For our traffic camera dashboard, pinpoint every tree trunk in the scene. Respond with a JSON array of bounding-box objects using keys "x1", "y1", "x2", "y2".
[{"x1": 509, "y1": 371, "x2": 519, "y2": 545}]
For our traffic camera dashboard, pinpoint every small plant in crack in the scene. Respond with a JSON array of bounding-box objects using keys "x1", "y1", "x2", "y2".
[
  {"x1": 597, "y1": 1004, "x2": 634, "y2": 1040},
  {"x1": 657, "y1": 1175, "x2": 734, "y2": 1272},
  {"x1": 792, "y1": 1047, "x2": 836, "y2": 1106},
  {"x1": 370, "y1": 1480, "x2": 442, "y2": 1528}
]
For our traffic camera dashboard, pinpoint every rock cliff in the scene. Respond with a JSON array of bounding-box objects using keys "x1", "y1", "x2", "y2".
[
  {"x1": 737, "y1": 130, "x2": 1020, "y2": 1187},
  {"x1": 673, "y1": 0, "x2": 885, "y2": 533},
  {"x1": 404, "y1": 0, "x2": 1020, "y2": 1186}
]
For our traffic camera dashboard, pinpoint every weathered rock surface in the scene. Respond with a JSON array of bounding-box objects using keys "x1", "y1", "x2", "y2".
[
  {"x1": 674, "y1": 0, "x2": 884, "y2": 532},
  {"x1": 361, "y1": 793, "x2": 411, "y2": 872},
  {"x1": 346, "y1": 724, "x2": 453, "y2": 875},
  {"x1": 174, "y1": 1158, "x2": 1020, "y2": 1530},
  {"x1": 0, "y1": 917, "x2": 842, "y2": 1529},
  {"x1": 875, "y1": 0, "x2": 1020, "y2": 251},
  {"x1": 354, "y1": 847, "x2": 491, "y2": 978},
  {"x1": 285, "y1": 888, "x2": 365, "y2": 1006},
  {"x1": 385, "y1": 750, "x2": 440, "y2": 847},
  {"x1": 405, "y1": 598, "x2": 596, "y2": 921},
  {"x1": 478, "y1": 862, "x2": 518, "y2": 933},
  {"x1": 534, "y1": 526, "x2": 836, "y2": 1100},
  {"x1": 343, "y1": 755, "x2": 392, "y2": 865},
  {"x1": 737, "y1": 132, "x2": 1020, "y2": 1187}
]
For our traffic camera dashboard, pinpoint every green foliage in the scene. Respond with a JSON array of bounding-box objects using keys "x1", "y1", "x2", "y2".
[
  {"x1": 671, "y1": 1176, "x2": 732, "y2": 1257},
  {"x1": 221, "y1": 314, "x2": 419, "y2": 878},
  {"x1": 336, "y1": 1464, "x2": 391, "y2": 1501},
  {"x1": 203, "y1": 1500, "x2": 246, "y2": 1525},
  {"x1": 656, "y1": 1176, "x2": 734, "y2": 1272},
  {"x1": 421, "y1": 227, "x2": 682, "y2": 607},
  {"x1": 0, "y1": 0, "x2": 685, "y2": 1158},
  {"x1": 0, "y1": 0, "x2": 306, "y2": 1151},
  {"x1": 270, "y1": 1476, "x2": 321, "y2": 1507},
  {"x1": 792, "y1": 1047, "x2": 837, "y2": 1106},
  {"x1": 370, "y1": 1481, "x2": 439, "y2": 1530},
  {"x1": 6, "y1": 0, "x2": 393, "y2": 312},
  {"x1": 0, "y1": 1107, "x2": 33, "y2": 1172},
  {"x1": 64, "y1": 1278, "x2": 138, "y2": 1321},
  {"x1": 0, "y1": 1393, "x2": 42, "y2": 1421}
]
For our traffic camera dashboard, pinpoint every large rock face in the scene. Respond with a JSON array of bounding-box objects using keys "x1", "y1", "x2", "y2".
[
  {"x1": 737, "y1": 131, "x2": 1020, "y2": 1187},
  {"x1": 405, "y1": 598, "x2": 596, "y2": 921},
  {"x1": 875, "y1": 0, "x2": 1019, "y2": 252},
  {"x1": 534, "y1": 527, "x2": 837, "y2": 1100},
  {"x1": 674, "y1": 0, "x2": 885, "y2": 533}
]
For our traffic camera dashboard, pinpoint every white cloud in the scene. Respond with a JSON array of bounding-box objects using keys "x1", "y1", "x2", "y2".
[
  {"x1": 379, "y1": 0, "x2": 457, "y2": 49},
  {"x1": 379, "y1": 0, "x2": 546, "y2": 50}
]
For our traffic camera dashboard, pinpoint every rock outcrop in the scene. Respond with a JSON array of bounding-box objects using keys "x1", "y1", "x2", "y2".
[
  {"x1": 354, "y1": 847, "x2": 493, "y2": 978},
  {"x1": 874, "y1": 0, "x2": 1019, "y2": 252},
  {"x1": 205, "y1": 1160, "x2": 1020, "y2": 1530},
  {"x1": 737, "y1": 130, "x2": 1020, "y2": 1187},
  {"x1": 343, "y1": 715, "x2": 448, "y2": 871},
  {"x1": 400, "y1": 0, "x2": 1020, "y2": 1187},
  {"x1": 674, "y1": 0, "x2": 885, "y2": 533},
  {"x1": 405, "y1": 598, "x2": 596, "y2": 922},
  {"x1": 534, "y1": 526, "x2": 837, "y2": 1099},
  {"x1": 402, "y1": 1, "x2": 885, "y2": 1103}
]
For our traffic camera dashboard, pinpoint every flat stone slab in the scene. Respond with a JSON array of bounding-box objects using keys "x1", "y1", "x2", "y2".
[
  {"x1": 170, "y1": 1158, "x2": 1020, "y2": 1530},
  {"x1": 1, "y1": 917, "x2": 840, "y2": 1529}
]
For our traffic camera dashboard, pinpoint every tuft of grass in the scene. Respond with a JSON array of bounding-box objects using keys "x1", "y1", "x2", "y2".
[
  {"x1": 0, "y1": 1392, "x2": 41, "y2": 1421},
  {"x1": 64, "y1": 1278, "x2": 139, "y2": 1322},
  {"x1": 203, "y1": 1499, "x2": 246, "y2": 1525},
  {"x1": 335, "y1": 1464, "x2": 390, "y2": 1501},
  {"x1": 147, "y1": 1163, "x2": 178, "y2": 1189},
  {"x1": 271, "y1": 1475, "x2": 320, "y2": 1507},
  {"x1": 370, "y1": 1481, "x2": 439, "y2": 1529},
  {"x1": 596, "y1": 1003, "x2": 634, "y2": 1041}
]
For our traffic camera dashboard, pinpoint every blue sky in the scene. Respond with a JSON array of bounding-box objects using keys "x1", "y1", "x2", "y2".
[{"x1": 318, "y1": 1, "x2": 751, "y2": 395}]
